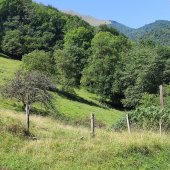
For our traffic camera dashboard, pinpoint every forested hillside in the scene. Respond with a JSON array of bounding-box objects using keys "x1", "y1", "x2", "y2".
[
  {"x1": 110, "y1": 20, "x2": 170, "y2": 46},
  {"x1": 0, "y1": 0, "x2": 170, "y2": 111},
  {"x1": 62, "y1": 10, "x2": 170, "y2": 45},
  {"x1": 127, "y1": 20, "x2": 170, "y2": 45},
  {"x1": 0, "y1": 0, "x2": 91, "y2": 59},
  {"x1": 109, "y1": 20, "x2": 134, "y2": 35}
]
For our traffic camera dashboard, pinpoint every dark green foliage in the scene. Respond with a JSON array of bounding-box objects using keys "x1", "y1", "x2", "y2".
[
  {"x1": 82, "y1": 41, "x2": 169, "y2": 108},
  {"x1": 82, "y1": 32, "x2": 119, "y2": 100},
  {"x1": 96, "y1": 24, "x2": 120, "y2": 36},
  {"x1": 55, "y1": 27, "x2": 94, "y2": 89},
  {"x1": 121, "y1": 46, "x2": 164, "y2": 108},
  {"x1": 1, "y1": 30, "x2": 23, "y2": 58},
  {"x1": 139, "y1": 38, "x2": 156, "y2": 48},
  {"x1": 0, "y1": 0, "x2": 33, "y2": 22},
  {"x1": 140, "y1": 93, "x2": 159, "y2": 108},
  {"x1": 157, "y1": 46, "x2": 170, "y2": 83},
  {"x1": 81, "y1": 32, "x2": 131, "y2": 103},
  {"x1": 140, "y1": 85, "x2": 170, "y2": 109},
  {"x1": 0, "y1": 0, "x2": 92, "y2": 59}
]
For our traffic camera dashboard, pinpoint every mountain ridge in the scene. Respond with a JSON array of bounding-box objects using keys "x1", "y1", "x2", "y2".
[
  {"x1": 62, "y1": 10, "x2": 111, "y2": 26},
  {"x1": 62, "y1": 10, "x2": 170, "y2": 45}
]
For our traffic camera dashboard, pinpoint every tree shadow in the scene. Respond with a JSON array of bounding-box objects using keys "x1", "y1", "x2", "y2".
[
  {"x1": 102, "y1": 100, "x2": 125, "y2": 111},
  {"x1": 30, "y1": 106, "x2": 69, "y2": 121},
  {"x1": 0, "y1": 53, "x2": 9, "y2": 59},
  {"x1": 55, "y1": 89, "x2": 107, "y2": 109}
]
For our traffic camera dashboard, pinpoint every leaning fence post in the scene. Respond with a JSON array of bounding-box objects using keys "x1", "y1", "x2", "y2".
[
  {"x1": 126, "y1": 114, "x2": 131, "y2": 134},
  {"x1": 90, "y1": 113, "x2": 95, "y2": 137},
  {"x1": 159, "y1": 85, "x2": 164, "y2": 136}
]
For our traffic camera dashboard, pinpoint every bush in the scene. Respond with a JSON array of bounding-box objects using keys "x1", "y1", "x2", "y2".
[{"x1": 114, "y1": 106, "x2": 170, "y2": 131}]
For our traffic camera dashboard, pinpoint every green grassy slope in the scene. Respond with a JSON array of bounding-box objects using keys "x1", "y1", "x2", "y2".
[
  {"x1": 0, "y1": 55, "x2": 123, "y2": 127},
  {"x1": 0, "y1": 54, "x2": 21, "y2": 85},
  {"x1": 0, "y1": 109, "x2": 170, "y2": 170},
  {"x1": 1, "y1": 55, "x2": 170, "y2": 170},
  {"x1": 55, "y1": 88, "x2": 123, "y2": 127}
]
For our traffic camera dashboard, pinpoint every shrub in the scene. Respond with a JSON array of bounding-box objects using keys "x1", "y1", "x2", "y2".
[{"x1": 114, "y1": 106, "x2": 170, "y2": 131}]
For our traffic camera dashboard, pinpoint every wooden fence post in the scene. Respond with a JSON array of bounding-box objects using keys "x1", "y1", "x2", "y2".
[
  {"x1": 159, "y1": 118, "x2": 162, "y2": 136},
  {"x1": 126, "y1": 114, "x2": 131, "y2": 135},
  {"x1": 159, "y1": 85, "x2": 164, "y2": 109},
  {"x1": 159, "y1": 85, "x2": 164, "y2": 136},
  {"x1": 25, "y1": 104, "x2": 30, "y2": 132},
  {"x1": 91, "y1": 113, "x2": 95, "y2": 137}
]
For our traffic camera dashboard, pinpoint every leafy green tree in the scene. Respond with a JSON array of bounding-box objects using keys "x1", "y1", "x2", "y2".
[
  {"x1": 121, "y1": 47, "x2": 164, "y2": 108},
  {"x1": 157, "y1": 46, "x2": 170, "y2": 84},
  {"x1": 64, "y1": 27, "x2": 93, "y2": 49},
  {"x1": 63, "y1": 15, "x2": 91, "y2": 33},
  {"x1": 22, "y1": 50, "x2": 56, "y2": 75},
  {"x1": 139, "y1": 38, "x2": 156, "y2": 48},
  {"x1": 81, "y1": 32, "x2": 130, "y2": 103},
  {"x1": 95, "y1": 24, "x2": 120, "y2": 36},
  {"x1": 1, "y1": 29, "x2": 23, "y2": 58},
  {"x1": 55, "y1": 27, "x2": 93, "y2": 88},
  {"x1": 55, "y1": 49, "x2": 77, "y2": 89},
  {"x1": 0, "y1": 0, "x2": 33, "y2": 23}
]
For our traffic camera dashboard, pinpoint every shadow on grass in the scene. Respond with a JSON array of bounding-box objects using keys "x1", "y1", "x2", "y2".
[
  {"x1": 102, "y1": 100, "x2": 125, "y2": 111},
  {"x1": 30, "y1": 107, "x2": 69, "y2": 122},
  {"x1": 0, "y1": 53, "x2": 9, "y2": 59},
  {"x1": 0, "y1": 52, "x2": 22, "y2": 60},
  {"x1": 55, "y1": 89, "x2": 107, "y2": 109}
]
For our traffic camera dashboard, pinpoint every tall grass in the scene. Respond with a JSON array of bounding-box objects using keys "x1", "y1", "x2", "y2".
[{"x1": 0, "y1": 109, "x2": 170, "y2": 170}]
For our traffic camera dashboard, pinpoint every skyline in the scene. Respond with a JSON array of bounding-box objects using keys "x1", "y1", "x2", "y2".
[{"x1": 34, "y1": 0, "x2": 170, "y2": 28}]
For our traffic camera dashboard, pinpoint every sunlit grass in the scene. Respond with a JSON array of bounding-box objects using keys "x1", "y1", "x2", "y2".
[
  {"x1": 0, "y1": 55, "x2": 124, "y2": 127},
  {"x1": 0, "y1": 55, "x2": 21, "y2": 85},
  {"x1": 0, "y1": 109, "x2": 170, "y2": 170}
]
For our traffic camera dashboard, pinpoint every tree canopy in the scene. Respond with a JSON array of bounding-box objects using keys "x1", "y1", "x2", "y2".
[{"x1": 0, "y1": 0, "x2": 170, "y2": 110}]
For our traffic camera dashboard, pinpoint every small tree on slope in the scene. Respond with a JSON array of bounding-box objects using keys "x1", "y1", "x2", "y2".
[{"x1": 2, "y1": 70, "x2": 54, "y2": 133}]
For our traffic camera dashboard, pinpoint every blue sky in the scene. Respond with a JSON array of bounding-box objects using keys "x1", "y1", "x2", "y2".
[{"x1": 34, "y1": 0, "x2": 170, "y2": 28}]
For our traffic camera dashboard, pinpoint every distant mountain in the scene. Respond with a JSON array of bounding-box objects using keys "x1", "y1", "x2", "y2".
[
  {"x1": 109, "y1": 21, "x2": 134, "y2": 35},
  {"x1": 126, "y1": 20, "x2": 170, "y2": 45},
  {"x1": 108, "y1": 20, "x2": 170, "y2": 46},
  {"x1": 62, "y1": 10, "x2": 170, "y2": 45},
  {"x1": 62, "y1": 10, "x2": 111, "y2": 26}
]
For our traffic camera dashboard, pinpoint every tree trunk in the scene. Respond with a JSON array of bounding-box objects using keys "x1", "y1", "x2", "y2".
[{"x1": 25, "y1": 104, "x2": 30, "y2": 132}]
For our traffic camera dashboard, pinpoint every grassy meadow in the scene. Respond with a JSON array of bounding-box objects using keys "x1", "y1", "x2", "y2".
[
  {"x1": 0, "y1": 109, "x2": 170, "y2": 170},
  {"x1": 1, "y1": 55, "x2": 170, "y2": 170}
]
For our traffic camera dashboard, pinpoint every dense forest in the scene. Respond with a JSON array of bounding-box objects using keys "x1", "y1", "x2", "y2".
[{"x1": 0, "y1": 0, "x2": 170, "y2": 118}]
